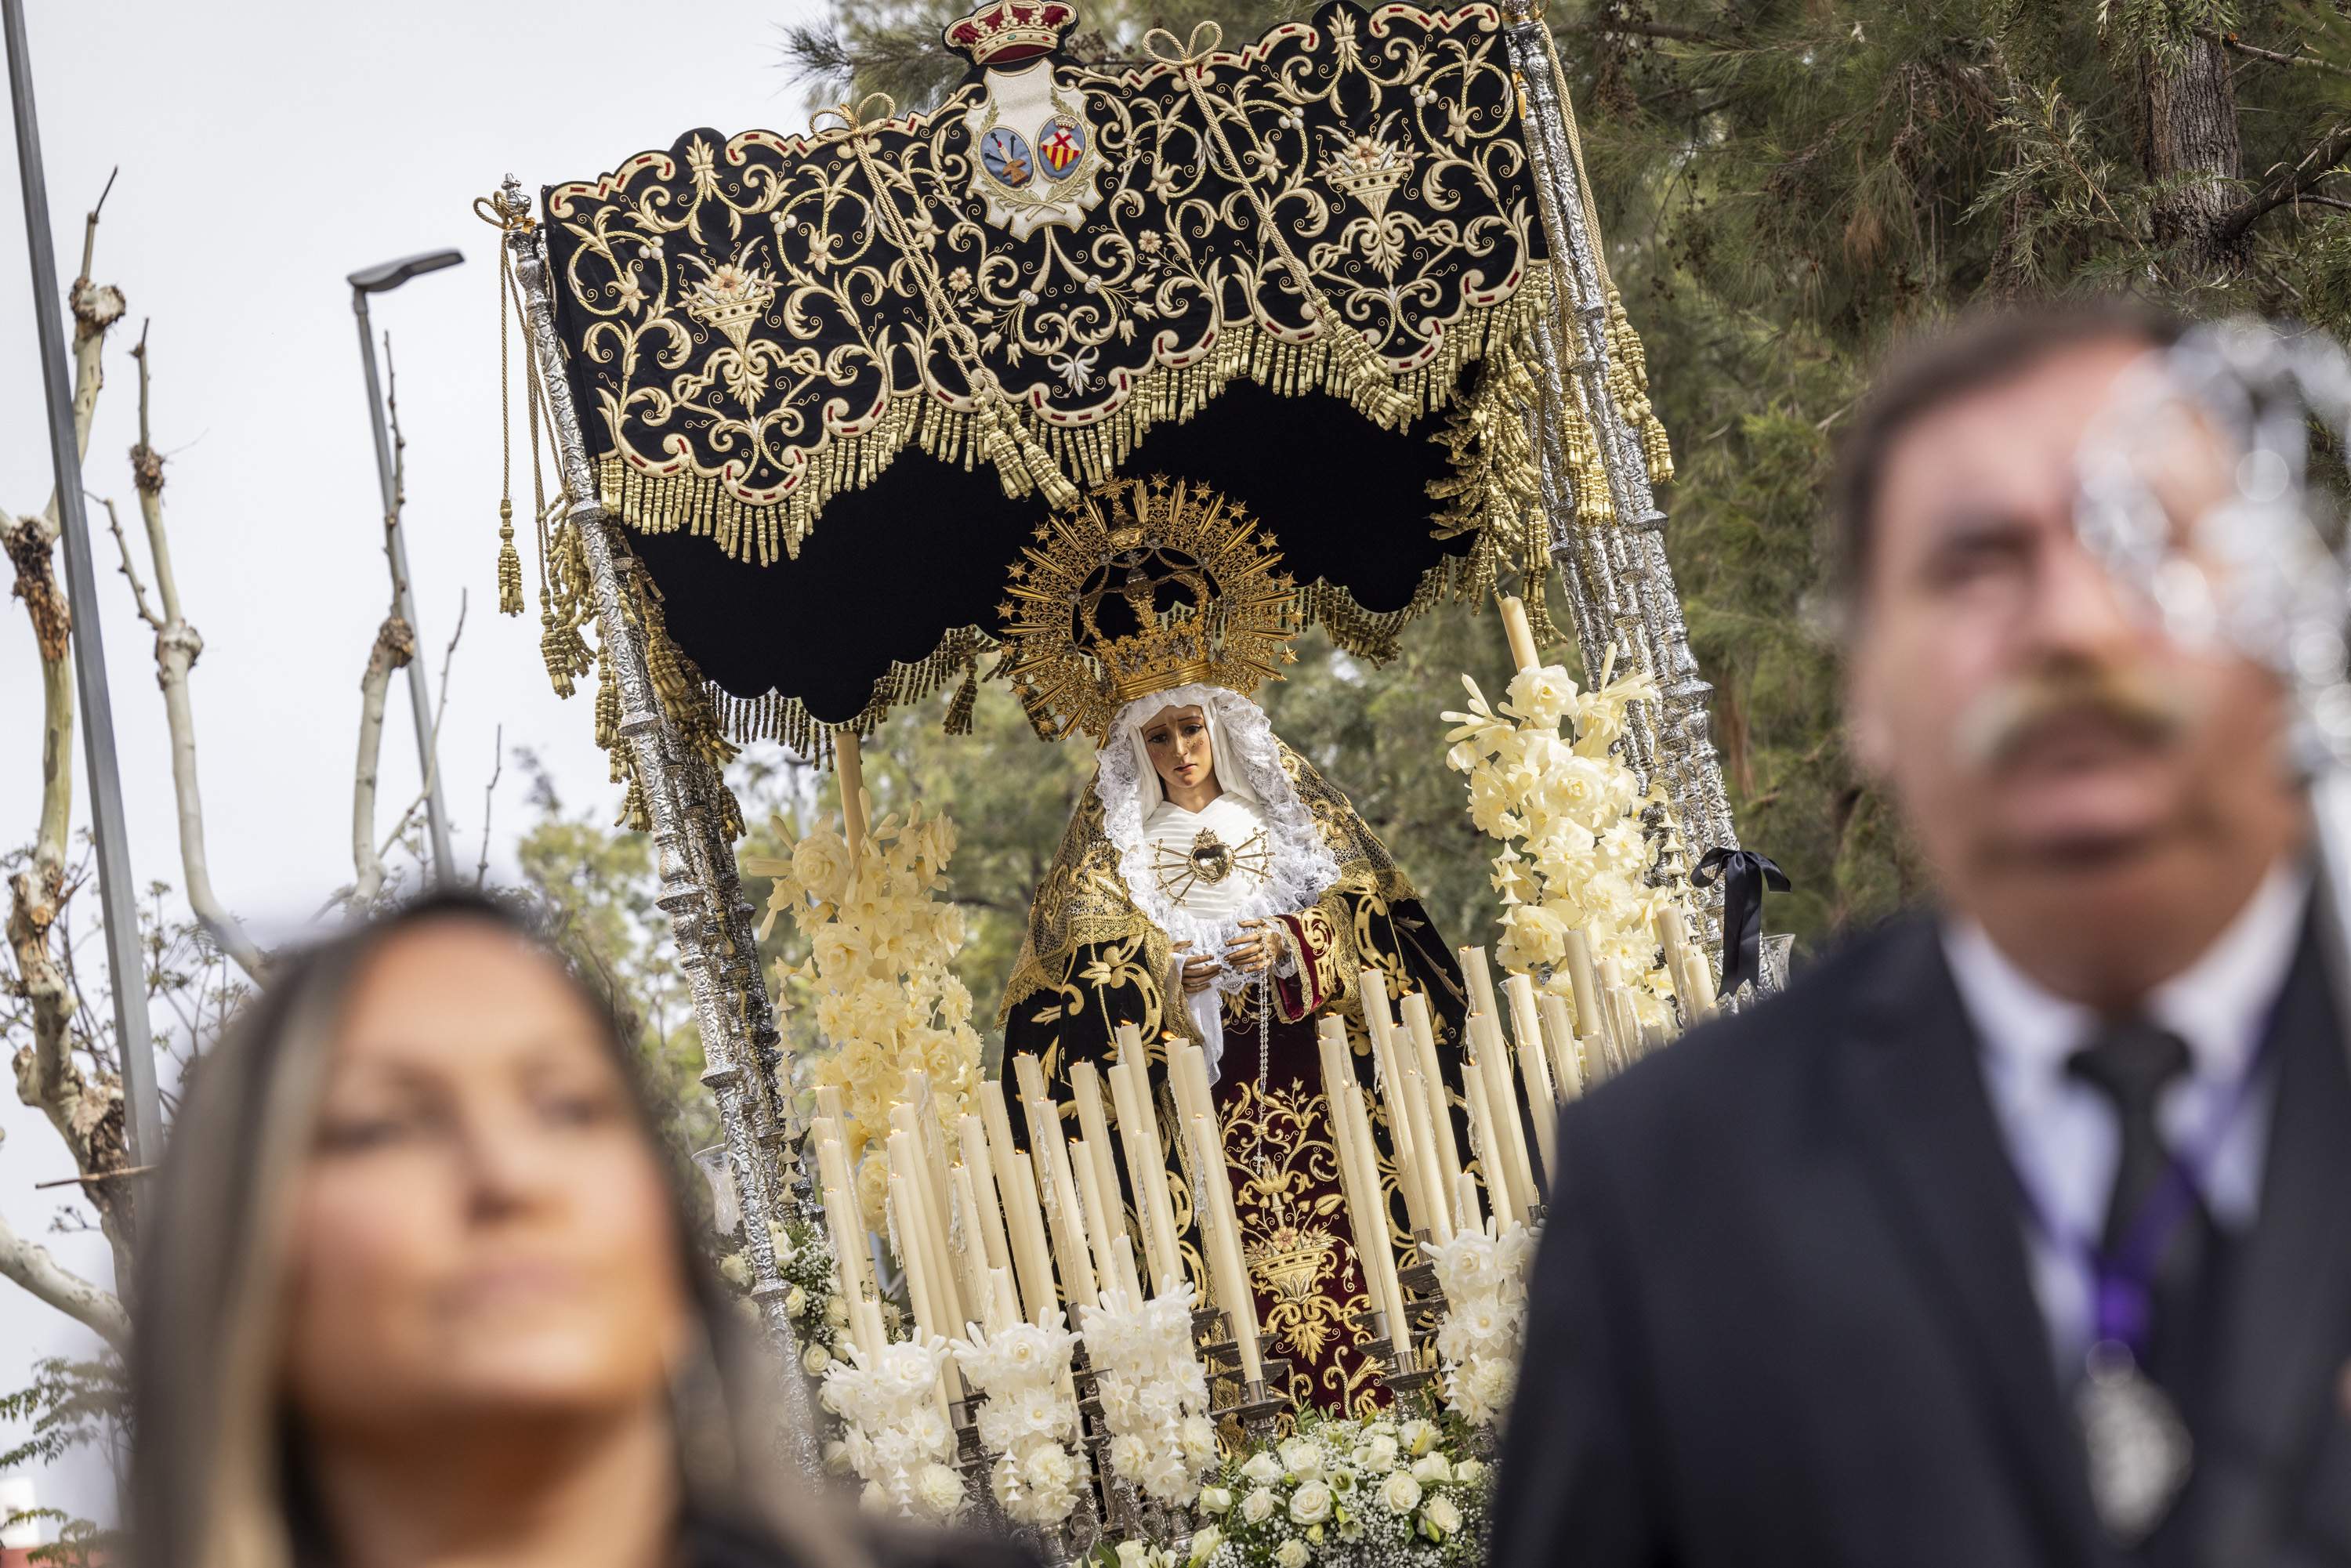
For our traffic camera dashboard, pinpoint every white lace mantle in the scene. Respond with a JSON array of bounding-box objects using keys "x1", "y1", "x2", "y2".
[{"x1": 1093, "y1": 684, "x2": 1342, "y2": 1013}]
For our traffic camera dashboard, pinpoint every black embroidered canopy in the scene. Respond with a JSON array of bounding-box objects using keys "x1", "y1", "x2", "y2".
[{"x1": 531, "y1": 0, "x2": 1668, "y2": 751}]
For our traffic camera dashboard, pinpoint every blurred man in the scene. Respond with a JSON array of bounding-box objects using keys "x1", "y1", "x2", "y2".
[{"x1": 1491, "y1": 302, "x2": 2351, "y2": 1567}]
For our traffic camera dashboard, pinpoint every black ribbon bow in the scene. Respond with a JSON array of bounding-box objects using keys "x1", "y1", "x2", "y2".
[{"x1": 1690, "y1": 847, "x2": 1791, "y2": 998}]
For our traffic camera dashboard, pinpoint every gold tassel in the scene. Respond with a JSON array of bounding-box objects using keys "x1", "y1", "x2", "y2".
[
  {"x1": 496, "y1": 499, "x2": 524, "y2": 617},
  {"x1": 1313, "y1": 291, "x2": 1415, "y2": 431},
  {"x1": 943, "y1": 656, "x2": 980, "y2": 736}
]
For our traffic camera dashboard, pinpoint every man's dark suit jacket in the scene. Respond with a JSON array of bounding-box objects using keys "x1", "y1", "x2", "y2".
[{"x1": 1490, "y1": 913, "x2": 2351, "y2": 1566}]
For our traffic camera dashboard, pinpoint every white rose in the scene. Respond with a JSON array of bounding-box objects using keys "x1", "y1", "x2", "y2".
[
  {"x1": 1454, "y1": 1458, "x2": 1485, "y2": 1485},
  {"x1": 1273, "y1": 1541, "x2": 1310, "y2": 1568},
  {"x1": 1359, "y1": 1434, "x2": 1399, "y2": 1473},
  {"x1": 821, "y1": 1439, "x2": 853, "y2": 1476},
  {"x1": 718, "y1": 1252, "x2": 751, "y2": 1288},
  {"x1": 1422, "y1": 1496, "x2": 1462, "y2": 1538},
  {"x1": 1116, "y1": 1542, "x2": 1150, "y2": 1568},
  {"x1": 1242, "y1": 1451, "x2": 1285, "y2": 1485},
  {"x1": 826, "y1": 1295, "x2": 849, "y2": 1326},
  {"x1": 784, "y1": 1286, "x2": 809, "y2": 1317},
  {"x1": 1400, "y1": 1418, "x2": 1437, "y2": 1457},
  {"x1": 1410, "y1": 1454, "x2": 1452, "y2": 1486},
  {"x1": 1198, "y1": 1485, "x2": 1234, "y2": 1515},
  {"x1": 1379, "y1": 1471, "x2": 1423, "y2": 1514},
  {"x1": 801, "y1": 1343, "x2": 831, "y2": 1375},
  {"x1": 1278, "y1": 1438, "x2": 1325, "y2": 1482},
  {"x1": 1288, "y1": 1481, "x2": 1334, "y2": 1526},
  {"x1": 857, "y1": 1481, "x2": 889, "y2": 1515},
  {"x1": 1241, "y1": 1487, "x2": 1277, "y2": 1525},
  {"x1": 1187, "y1": 1525, "x2": 1223, "y2": 1567},
  {"x1": 791, "y1": 829, "x2": 857, "y2": 906}
]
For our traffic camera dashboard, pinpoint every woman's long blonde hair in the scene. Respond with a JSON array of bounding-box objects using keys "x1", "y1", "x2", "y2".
[{"x1": 130, "y1": 891, "x2": 855, "y2": 1568}]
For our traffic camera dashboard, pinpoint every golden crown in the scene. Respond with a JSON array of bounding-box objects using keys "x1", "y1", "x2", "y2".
[
  {"x1": 998, "y1": 476, "x2": 1300, "y2": 742},
  {"x1": 943, "y1": 0, "x2": 1077, "y2": 68}
]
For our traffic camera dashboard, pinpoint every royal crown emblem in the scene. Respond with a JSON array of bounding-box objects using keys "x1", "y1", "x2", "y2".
[
  {"x1": 946, "y1": 1, "x2": 1103, "y2": 239},
  {"x1": 998, "y1": 476, "x2": 1301, "y2": 742}
]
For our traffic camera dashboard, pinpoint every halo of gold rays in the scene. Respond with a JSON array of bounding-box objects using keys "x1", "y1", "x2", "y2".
[{"x1": 999, "y1": 475, "x2": 1302, "y2": 742}]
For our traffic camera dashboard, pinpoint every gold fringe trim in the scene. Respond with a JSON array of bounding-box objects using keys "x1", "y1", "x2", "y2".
[{"x1": 595, "y1": 265, "x2": 1570, "y2": 567}]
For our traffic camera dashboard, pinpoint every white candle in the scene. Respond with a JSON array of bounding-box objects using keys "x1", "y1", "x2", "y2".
[
  {"x1": 951, "y1": 1161, "x2": 994, "y2": 1331},
  {"x1": 1498, "y1": 593, "x2": 1541, "y2": 672},
  {"x1": 1459, "y1": 1048, "x2": 1519, "y2": 1229},
  {"x1": 1067, "y1": 1062, "x2": 1132, "y2": 1288},
  {"x1": 1070, "y1": 1135, "x2": 1139, "y2": 1302},
  {"x1": 890, "y1": 1103, "x2": 965, "y2": 1329},
  {"x1": 978, "y1": 1081, "x2": 1054, "y2": 1324},
  {"x1": 1346, "y1": 1083, "x2": 1411, "y2": 1356},
  {"x1": 1186, "y1": 1110, "x2": 1262, "y2": 1384},
  {"x1": 1317, "y1": 1027, "x2": 1393, "y2": 1330},
  {"x1": 956, "y1": 1114, "x2": 1014, "y2": 1276},
  {"x1": 1022, "y1": 1094, "x2": 1098, "y2": 1309},
  {"x1": 1460, "y1": 946, "x2": 1503, "y2": 1032},
  {"x1": 1360, "y1": 994, "x2": 1429, "y2": 1237},
  {"x1": 1538, "y1": 992, "x2": 1588, "y2": 1103},
  {"x1": 813, "y1": 1128, "x2": 879, "y2": 1357},
  {"x1": 1400, "y1": 991, "x2": 1465, "y2": 1196},
  {"x1": 1470, "y1": 1010, "x2": 1538, "y2": 1218},
  {"x1": 1004, "y1": 1151, "x2": 1057, "y2": 1325},
  {"x1": 1563, "y1": 927, "x2": 1604, "y2": 1044},
  {"x1": 1106, "y1": 1053, "x2": 1182, "y2": 1295},
  {"x1": 1504, "y1": 974, "x2": 1560, "y2": 1189}
]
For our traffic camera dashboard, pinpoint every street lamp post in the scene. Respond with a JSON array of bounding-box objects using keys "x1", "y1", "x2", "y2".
[
  {"x1": 350, "y1": 249, "x2": 462, "y2": 883},
  {"x1": 2, "y1": 0, "x2": 163, "y2": 1166}
]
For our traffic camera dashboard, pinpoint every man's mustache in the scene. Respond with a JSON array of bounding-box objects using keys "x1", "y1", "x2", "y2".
[{"x1": 1953, "y1": 664, "x2": 2197, "y2": 773}]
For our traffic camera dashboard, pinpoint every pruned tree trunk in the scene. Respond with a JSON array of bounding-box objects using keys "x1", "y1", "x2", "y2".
[
  {"x1": 2139, "y1": 31, "x2": 2245, "y2": 279},
  {"x1": 351, "y1": 615, "x2": 415, "y2": 906}
]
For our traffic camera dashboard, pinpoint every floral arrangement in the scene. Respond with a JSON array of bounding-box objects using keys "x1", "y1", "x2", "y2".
[
  {"x1": 953, "y1": 1315, "x2": 1089, "y2": 1526},
  {"x1": 746, "y1": 802, "x2": 982, "y2": 1226},
  {"x1": 1442, "y1": 653, "x2": 1681, "y2": 1030},
  {"x1": 1080, "y1": 1284, "x2": 1219, "y2": 1505},
  {"x1": 1425, "y1": 1221, "x2": 1535, "y2": 1429},
  {"x1": 1165, "y1": 1413, "x2": 1490, "y2": 1568},
  {"x1": 820, "y1": 1337, "x2": 969, "y2": 1522},
  {"x1": 714, "y1": 1217, "x2": 857, "y2": 1375}
]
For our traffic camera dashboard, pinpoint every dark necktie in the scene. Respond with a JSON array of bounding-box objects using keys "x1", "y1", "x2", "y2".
[{"x1": 2065, "y1": 1020, "x2": 2216, "y2": 1393}]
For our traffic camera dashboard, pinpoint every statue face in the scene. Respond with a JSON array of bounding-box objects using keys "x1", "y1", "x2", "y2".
[{"x1": 1139, "y1": 704, "x2": 1216, "y2": 799}]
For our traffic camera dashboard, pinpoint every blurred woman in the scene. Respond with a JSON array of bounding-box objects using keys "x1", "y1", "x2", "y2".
[{"x1": 132, "y1": 891, "x2": 1020, "y2": 1568}]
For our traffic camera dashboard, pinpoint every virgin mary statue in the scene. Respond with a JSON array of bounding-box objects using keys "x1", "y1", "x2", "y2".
[{"x1": 996, "y1": 476, "x2": 1467, "y2": 1416}]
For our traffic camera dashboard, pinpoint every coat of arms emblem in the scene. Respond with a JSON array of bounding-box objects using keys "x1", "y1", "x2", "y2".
[{"x1": 946, "y1": 1, "x2": 1103, "y2": 239}]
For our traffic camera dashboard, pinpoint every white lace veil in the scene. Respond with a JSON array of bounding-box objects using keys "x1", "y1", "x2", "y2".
[{"x1": 1093, "y1": 683, "x2": 1342, "y2": 1078}]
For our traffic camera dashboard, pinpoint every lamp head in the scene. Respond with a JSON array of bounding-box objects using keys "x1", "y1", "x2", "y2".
[{"x1": 347, "y1": 249, "x2": 464, "y2": 294}]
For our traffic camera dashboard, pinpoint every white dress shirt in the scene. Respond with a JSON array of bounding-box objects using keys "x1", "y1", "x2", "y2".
[{"x1": 1940, "y1": 860, "x2": 2307, "y2": 1371}]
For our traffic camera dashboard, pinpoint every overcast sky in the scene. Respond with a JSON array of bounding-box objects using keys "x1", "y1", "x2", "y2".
[{"x1": 0, "y1": 0, "x2": 830, "y2": 1526}]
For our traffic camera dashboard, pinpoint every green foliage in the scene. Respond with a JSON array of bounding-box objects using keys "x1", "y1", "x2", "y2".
[{"x1": 1, "y1": 1356, "x2": 128, "y2": 1567}]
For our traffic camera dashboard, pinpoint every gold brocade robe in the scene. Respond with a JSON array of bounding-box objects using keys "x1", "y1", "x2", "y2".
[{"x1": 1000, "y1": 741, "x2": 1469, "y2": 1415}]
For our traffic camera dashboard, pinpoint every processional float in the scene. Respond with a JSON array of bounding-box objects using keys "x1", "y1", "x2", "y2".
[{"x1": 484, "y1": 0, "x2": 1742, "y2": 1545}]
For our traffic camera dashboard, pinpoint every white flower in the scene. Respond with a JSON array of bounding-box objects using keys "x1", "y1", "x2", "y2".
[
  {"x1": 1410, "y1": 1454, "x2": 1452, "y2": 1486},
  {"x1": 1505, "y1": 663, "x2": 1579, "y2": 728},
  {"x1": 1400, "y1": 1418, "x2": 1438, "y2": 1457},
  {"x1": 791, "y1": 827, "x2": 857, "y2": 906},
  {"x1": 1198, "y1": 1485, "x2": 1234, "y2": 1515},
  {"x1": 1422, "y1": 1496, "x2": 1463, "y2": 1538},
  {"x1": 1379, "y1": 1471, "x2": 1423, "y2": 1514},
  {"x1": 1454, "y1": 1458, "x2": 1485, "y2": 1485},
  {"x1": 784, "y1": 1285, "x2": 808, "y2": 1316},
  {"x1": 1274, "y1": 1541, "x2": 1310, "y2": 1568},
  {"x1": 1241, "y1": 1487, "x2": 1277, "y2": 1525},
  {"x1": 1242, "y1": 1450, "x2": 1285, "y2": 1485},
  {"x1": 1116, "y1": 1542, "x2": 1151, "y2": 1568},
  {"x1": 1288, "y1": 1480, "x2": 1334, "y2": 1526},
  {"x1": 802, "y1": 1343, "x2": 831, "y2": 1375},
  {"x1": 914, "y1": 1461, "x2": 966, "y2": 1519},
  {"x1": 1355, "y1": 1433, "x2": 1400, "y2": 1473},
  {"x1": 1279, "y1": 1438, "x2": 1327, "y2": 1482},
  {"x1": 1188, "y1": 1526, "x2": 1223, "y2": 1567}
]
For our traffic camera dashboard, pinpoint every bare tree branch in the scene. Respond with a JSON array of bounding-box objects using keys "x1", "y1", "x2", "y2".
[
  {"x1": 2217, "y1": 121, "x2": 2351, "y2": 243},
  {"x1": 124, "y1": 324, "x2": 266, "y2": 982},
  {"x1": 0, "y1": 1191, "x2": 125, "y2": 1346},
  {"x1": 2201, "y1": 28, "x2": 2351, "y2": 78},
  {"x1": 476, "y1": 724, "x2": 504, "y2": 888},
  {"x1": 91, "y1": 493, "x2": 158, "y2": 630},
  {"x1": 377, "y1": 589, "x2": 465, "y2": 861},
  {"x1": 350, "y1": 615, "x2": 415, "y2": 907},
  {"x1": 1570, "y1": 16, "x2": 1726, "y2": 45}
]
